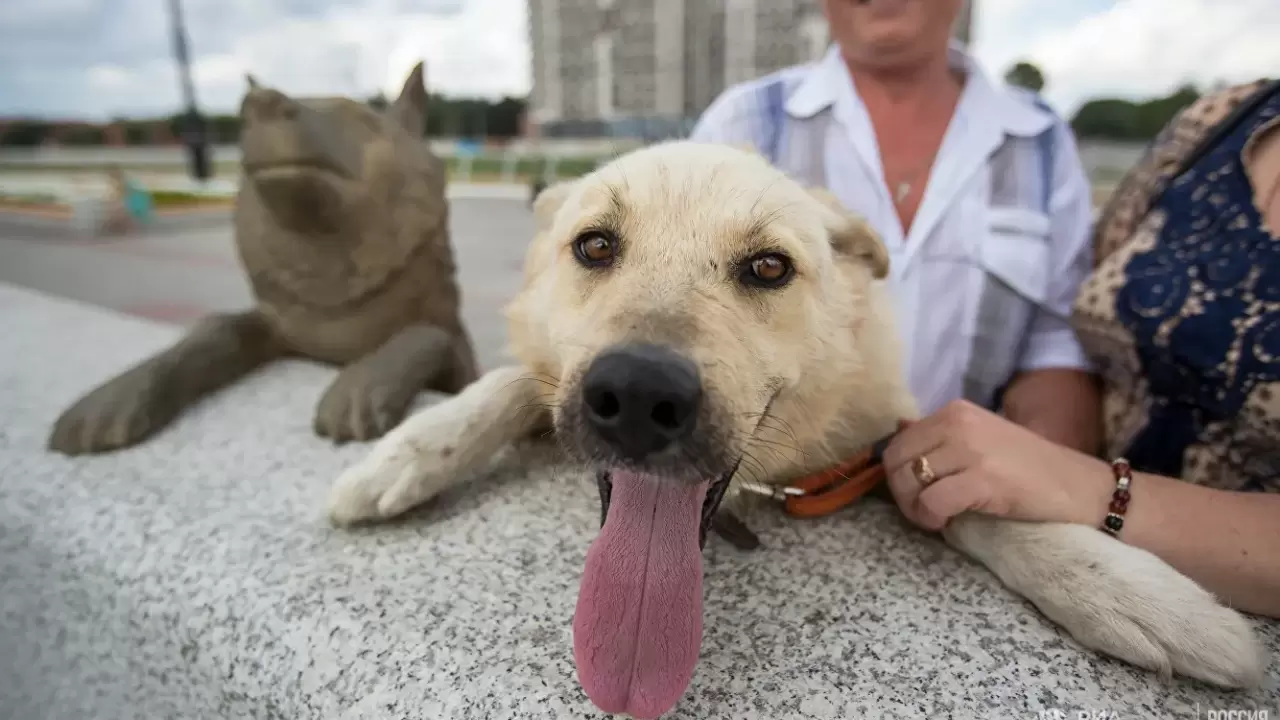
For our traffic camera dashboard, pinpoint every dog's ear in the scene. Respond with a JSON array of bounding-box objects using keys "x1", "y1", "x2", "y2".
[
  {"x1": 807, "y1": 187, "x2": 890, "y2": 279},
  {"x1": 532, "y1": 179, "x2": 577, "y2": 230}
]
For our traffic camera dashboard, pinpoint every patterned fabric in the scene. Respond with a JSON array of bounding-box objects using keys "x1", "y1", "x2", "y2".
[{"x1": 1072, "y1": 80, "x2": 1280, "y2": 492}]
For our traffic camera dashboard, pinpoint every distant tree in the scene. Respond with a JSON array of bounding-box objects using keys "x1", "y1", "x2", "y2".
[
  {"x1": 1, "y1": 120, "x2": 50, "y2": 146},
  {"x1": 166, "y1": 113, "x2": 185, "y2": 140},
  {"x1": 425, "y1": 93, "x2": 460, "y2": 136},
  {"x1": 1005, "y1": 60, "x2": 1046, "y2": 93},
  {"x1": 61, "y1": 125, "x2": 104, "y2": 146},
  {"x1": 1135, "y1": 84, "x2": 1199, "y2": 137},
  {"x1": 123, "y1": 122, "x2": 149, "y2": 145},
  {"x1": 1071, "y1": 98, "x2": 1140, "y2": 139},
  {"x1": 487, "y1": 97, "x2": 527, "y2": 138},
  {"x1": 1071, "y1": 84, "x2": 1201, "y2": 141},
  {"x1": 208, "y1": 114, "x2": 241, "y2": 144}
]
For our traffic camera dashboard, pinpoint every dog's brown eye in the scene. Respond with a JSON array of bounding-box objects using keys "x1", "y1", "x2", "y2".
[
  {"x1": 573, "y1": 231, "x2": 617, "y2": 267},
  {"x1": 741, "y1": 252, "x2": 794, "y2": 288}
]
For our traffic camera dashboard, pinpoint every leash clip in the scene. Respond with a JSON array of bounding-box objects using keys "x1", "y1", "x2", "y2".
[
  {"x1": 739, "y1": 424, "x2": 905, "y2": 519},
  {"x1": 737, "y1": 481, "x2": 805, "y2": 502}
]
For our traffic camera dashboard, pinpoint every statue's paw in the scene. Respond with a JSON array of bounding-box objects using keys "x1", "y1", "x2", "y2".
[
  {"x1": 314, "y1": 373, "x2": 415, "y2": 444},
  {"x1": 48, "y1": 371, "x2": 173, "y2": 455}
]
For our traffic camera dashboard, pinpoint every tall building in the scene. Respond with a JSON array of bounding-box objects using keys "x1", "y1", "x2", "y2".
[{"x1": 527, "y1": 0, "x2": 973, "y2": 138}]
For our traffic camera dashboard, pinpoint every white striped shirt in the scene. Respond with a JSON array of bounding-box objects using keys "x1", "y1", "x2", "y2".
[{"x1": 689, "y1": 44, "x2": 1094, "y2": 414}]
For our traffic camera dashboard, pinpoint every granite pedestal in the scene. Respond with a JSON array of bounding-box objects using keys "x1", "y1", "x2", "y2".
[{"x1": 1, "y1": 283, "x2": 1276, "y2": 720}]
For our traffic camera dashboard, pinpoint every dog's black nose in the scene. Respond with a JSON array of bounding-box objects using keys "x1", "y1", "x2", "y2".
[{"x1": 581, "y1": 344, "x2": 701, "y2": 460}]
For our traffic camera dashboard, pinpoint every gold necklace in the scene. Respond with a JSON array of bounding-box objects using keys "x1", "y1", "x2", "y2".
[
  {"x1": 891, "y1": 151, "x2": 938, "y2": 205},
  {"x1": 895, "y1": 180, "x2": 913, "y2": 204}
]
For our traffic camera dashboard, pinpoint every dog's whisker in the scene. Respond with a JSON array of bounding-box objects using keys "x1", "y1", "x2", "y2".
[
  {"x1": 513, "y1": 402, "x2": 559, "y2": 414},
  {"x1": 503, "y1": 373, "x2": 562, "y2": 395},
  {"x1": 743, "y1": 433, "x2": 802, "y2": 455},
  {"x1": 744, "y1": 414, "x2": 801, "y2": 447},
  {"x1": 735, "y1": 452, "x2": 769, "y2": 489},
  {"x1": 730, "y1": 399, "x2": 857, "y2": 486},
  {"x1": 751, "y1": 411, "x2": 799, "y2": 440},
  {"x1": 743, "y1": 438, "x2": 803, "y2": 467}
]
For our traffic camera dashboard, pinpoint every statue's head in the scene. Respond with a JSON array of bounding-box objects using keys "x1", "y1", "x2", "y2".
[{"x1": 237, "y1": 62, "x2": 431, "y2": 232}]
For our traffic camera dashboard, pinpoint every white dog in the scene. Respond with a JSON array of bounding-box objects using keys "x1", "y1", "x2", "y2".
[{"x1": 327, "y1": 141, "x2": 1263, "y2": 719}]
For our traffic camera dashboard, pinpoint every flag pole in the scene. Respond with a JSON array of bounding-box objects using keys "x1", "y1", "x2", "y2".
[
  {"x1": 956, "y1": 0, "x2": 974, "y2": 45},
  {"x1": 167, "y1": 0, "x2": 212, "y2": 181}
]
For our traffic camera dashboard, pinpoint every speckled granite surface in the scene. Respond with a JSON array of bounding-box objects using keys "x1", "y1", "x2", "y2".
[{"x1": 1, "y1": 282, "x2": 1277, "y2": 720}]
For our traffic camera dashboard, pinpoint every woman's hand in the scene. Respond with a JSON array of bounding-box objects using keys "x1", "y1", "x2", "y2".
[{"x1": 882, "y1": 399, "x2": 1114, "y2": 531}]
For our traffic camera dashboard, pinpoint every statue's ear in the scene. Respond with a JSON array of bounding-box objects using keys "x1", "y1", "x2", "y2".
[
  {"x1": 807, "y1": 187, "x2": 890, "y2": 279},
  {"x1": 246, "y1": 74, "x2": 260, "y2": 91},
  {"x1": 532, "y1": 179, "x2": 578, "y2": 231},
  {"x1": 389, "y1": 61, "x2": 428, "y2": 136}
]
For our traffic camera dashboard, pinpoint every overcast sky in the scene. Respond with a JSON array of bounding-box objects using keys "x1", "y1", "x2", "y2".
[{"x1": 0, "y1": 0, "x2": 1276, "y2": 121}]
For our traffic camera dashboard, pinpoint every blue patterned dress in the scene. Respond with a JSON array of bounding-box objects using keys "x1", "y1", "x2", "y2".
[{"x1": 1073, "y1": 80, "x2": 1280, "y2": 493}]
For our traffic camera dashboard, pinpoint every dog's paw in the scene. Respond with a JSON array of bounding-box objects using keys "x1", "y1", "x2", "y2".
[
  {"x1": 1049, "y1": 541, "x2": 1263, "y2": 688},
  {"x1": 948, "y1": 519, "x2": 1265, "y2": 689},
  {"x1": 313, "y1": 373, "x2": 414, "y2": 444},
  {"x1": 327, "y1": 431, "x2": 451, "y2": 526}
]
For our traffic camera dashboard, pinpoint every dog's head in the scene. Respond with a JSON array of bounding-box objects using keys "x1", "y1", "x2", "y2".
[
  {"x1": 237, "y1": 62, "x2": 436, "y2": 234},
  {"x1": 511, "y1": 140, "x2": 890, "y2": 489},
  {"x1": 507, "y1": 141, "x2": 898, "y2": 718}
]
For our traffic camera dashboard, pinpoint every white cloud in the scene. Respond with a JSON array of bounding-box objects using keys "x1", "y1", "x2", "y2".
[
  {"x1": 193, "y1": 0, "x2": 531, "y2": 111},
  {"x1": 0, "y1": 0, "x2": 530, "y2": 119},
  {"x1": 86, "y1": 65, "x2": 133, "y2": 91},
  {"x1": 3, "y1": 0, "x2": 1278, "y2": 121},
  {"x1": 972, "y1": 0, "x2": 1280, "y2": 116}
]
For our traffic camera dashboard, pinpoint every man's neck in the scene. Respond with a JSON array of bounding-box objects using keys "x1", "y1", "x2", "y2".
[{"x1": 846, "y1": 51, "x2": 962, "y2": 113}]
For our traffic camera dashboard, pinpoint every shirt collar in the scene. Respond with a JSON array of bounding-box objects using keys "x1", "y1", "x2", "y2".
[{"x1": 784, "y1": 40, "x2": 1054, "y2": 138}]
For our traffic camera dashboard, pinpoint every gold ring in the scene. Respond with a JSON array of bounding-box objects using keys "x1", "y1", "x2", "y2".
[{"x1": 912, "y1": 455, "x2": 937, "y2": 486}]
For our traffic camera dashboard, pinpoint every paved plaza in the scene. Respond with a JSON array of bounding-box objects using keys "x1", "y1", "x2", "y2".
[{"x1": 0, "y1": 197, "x2": 535, "y2": 371}]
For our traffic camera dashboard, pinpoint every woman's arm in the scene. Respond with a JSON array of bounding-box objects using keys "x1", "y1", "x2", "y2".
[
  {"x1": 1105, "y1": 470, "x2": 1280, "y2": 618},
  {"x1": 882, "y1": 399, "x2": 1280, "y2": 619}
]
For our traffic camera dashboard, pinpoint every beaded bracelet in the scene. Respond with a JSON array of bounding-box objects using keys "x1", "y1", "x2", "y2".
[{"x1": 1101, "y1": 457, "x2": 1132, "y2": 536}]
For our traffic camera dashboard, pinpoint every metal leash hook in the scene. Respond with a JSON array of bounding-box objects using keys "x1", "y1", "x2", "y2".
[{"x1": 736, "y1": 422, "x2": 906, "y2": 519}]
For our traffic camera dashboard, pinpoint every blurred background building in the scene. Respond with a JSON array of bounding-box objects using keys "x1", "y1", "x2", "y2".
[{"x1": 527, "y1": 0, "x2": 974, "y2": 139}]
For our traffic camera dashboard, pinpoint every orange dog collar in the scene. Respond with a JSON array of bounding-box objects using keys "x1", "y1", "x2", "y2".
[{"x1": 739, "y1": 422, "x2": 906, "y2": 518}]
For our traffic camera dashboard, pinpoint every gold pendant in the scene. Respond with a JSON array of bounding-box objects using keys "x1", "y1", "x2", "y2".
[{"x1": 895, "y1": 181, "x2": 911, "y2": 203}]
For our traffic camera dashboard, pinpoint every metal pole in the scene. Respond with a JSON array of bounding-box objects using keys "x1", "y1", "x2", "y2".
[
  {"x1": 954, "y1": 0, "x2": 974, "y2": 46},
  {"x1": 168, "y1": 0, "x2": 211, "y2": 180}
]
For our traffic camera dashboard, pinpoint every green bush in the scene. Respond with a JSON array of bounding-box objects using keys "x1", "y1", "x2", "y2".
[
  {"x1": 148, "y1": 190, "x2": 227, "y2": 207},
  {"x1": 0, "y1": 192, "x2": 60, "y2": 205}
]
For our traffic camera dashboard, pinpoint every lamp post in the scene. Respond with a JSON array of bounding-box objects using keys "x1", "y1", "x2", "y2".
[
  {"x1": 167, "y1": 0, "x2": 212, "y2": 181},
  {"x1": 954, "y1": 0, "x2": 974, "y2": 46}
]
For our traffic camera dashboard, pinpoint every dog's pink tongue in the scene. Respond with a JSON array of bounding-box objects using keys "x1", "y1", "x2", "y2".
[{"x1": 573, "y1": 471, "x2": 707, "y2": 719}]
